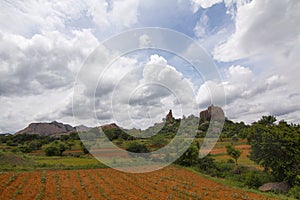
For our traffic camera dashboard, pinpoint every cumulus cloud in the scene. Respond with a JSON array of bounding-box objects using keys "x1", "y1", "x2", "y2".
[
  {"x1": 85, "y1": 0, "x2": 139, "y2": 28},
  {"x1": 209, "y1": 0, "x2": 300, "y2": 123},
  {"x1": 191, "y1": 0, "x2": 223, "y2": 12},
  {"x1": 73, "y1": 53, "x2": 198, "y2": 129},
  {"x1": 0, "y1": 29, "x2": 99, "y2": 96},
  {"x1": 213, "y1": 0, "x2": 300, "y2": 62},
  {"x1": 1, "y1": 0, "x2": 300, "y2": 133},
  {"x1": 0, "y1": 0, "x2": 141, "y2": 132},
  {"x1": 195, "y1": 63, "x2": 300, "y2": 123}
]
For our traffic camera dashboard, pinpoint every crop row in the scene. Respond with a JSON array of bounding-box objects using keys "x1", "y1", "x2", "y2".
[{"x1": 0, "y1": 167, "x2": 275, "y2": 200}]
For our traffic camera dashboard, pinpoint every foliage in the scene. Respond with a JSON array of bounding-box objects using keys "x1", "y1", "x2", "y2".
[
  {"x1": 226, "y1": 145, "x2": 241, "y2": 166},
  {"x1": 242, "y1": 170, "x2": 274, "y2": 189},
  {"x1": 44, "y1": 141, "x2": 67, "y2": 156},
  {"x1": 257, "y1": 115, "x2": 277, "y2": 126},
  {"x1": 150, "y1": 135, "x2": 168, "y2": 148},
  {"x1": 198, "y1": 155, "x2": 217, "y2": 173},
  {"x1": 126, "y1": 141, "x2": 149, "y2": 153},
  {"x1": 288, "y1": 186, "x2": 300, "y2": 199},
  {"x1": 103, "y1": 127, "x2": 135, "y2": 141},
  {"x1": 45, "y1": 146, "x2": 62, "y2": 156},
  {"x1": 80, "y1": 141, "x2": 89, "y2": 154},
  {"x1": 17, "y1": 145, "x2": 33, "y2": 153},
  {"x1": 175, "y1": 143, "x2": 199, "y2": 166},
  {"x1": 4, "y1": 134, "x2": 54, "y2": 147},
  {"x1": 247, "y1": 116, "x2": 300, "y2": 185}
]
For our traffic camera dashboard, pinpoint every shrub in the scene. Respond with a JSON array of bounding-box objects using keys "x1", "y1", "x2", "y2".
[
  {"x1": 80, "y1": 142, "x2": 89, "y2": 154},
  {"x1": 199, "y1": 156, "x2": 216, "y2": 171},
  {"x1": 126, "y1": 141, "x2": 149, "y2": 153},
  {"x1": 45, "y1": 146, "x2": 61, "y2": 156},
  {"x1": 175, "y1": 143, "x2": 199, "y2": 167},
  {"x1": 243, "y1": 171, "x2": 265, "y2": 188},
  {"x1": 18, "y1": 145, "x2": 33, "y2": 153},
  {"x1": 44, "y1": 141, "x2": 67, "y2": 156},
  {"x1": 226, "y1": 145, "x2": 241, "y2": 166},
  {"x1": 288, "y1": 186, "x2": 300, "y2": 199},
  {"x1": 28, "y1": 140, "x2": 42, "y2": 150}
]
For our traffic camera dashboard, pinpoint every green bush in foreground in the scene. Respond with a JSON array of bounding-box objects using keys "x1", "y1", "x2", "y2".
[{"x1": 288, "y1": 186, "x2": 300, "y2": 199}]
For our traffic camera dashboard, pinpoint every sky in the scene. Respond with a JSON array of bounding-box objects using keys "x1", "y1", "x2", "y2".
[{"x1": 0, "y1": 0, "x2": 300, "y2": 133}]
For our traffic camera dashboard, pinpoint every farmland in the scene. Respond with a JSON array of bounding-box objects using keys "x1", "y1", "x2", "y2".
[{"x1": 0, "y1": 166, "x2": 277, "y2": 200}]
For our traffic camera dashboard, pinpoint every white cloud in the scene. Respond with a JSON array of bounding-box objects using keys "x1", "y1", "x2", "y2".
[
  {"x1": 194, "y1": 12, "x2": 209, "y2": 38},
  {"x1": 85, "y1": 0, "x2": 139, "y2": 28},
  {"x1": 0, "y1": 29, "x2": 99, "y2": 96},
  {"x1": 70, "y1": 53, "x2": 199, "y2": 130},
  {"x1": 191, "y1": 0, "x2": 223, "y2": 12},
  {"x1": 213, "y1": 0, "x2": 300, "y2": 62},
  {"x1": 195, "y1": 64, "x2": 300, "y2": 123},
  {"x1": 139, "y1": 34, "x2": 151, "y2": 48},
  {"x1": 104, "y1": 54, "x2": 197, "y2": 129}
]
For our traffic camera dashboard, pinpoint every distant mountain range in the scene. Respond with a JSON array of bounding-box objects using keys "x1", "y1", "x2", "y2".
[{"x1": 14, "y1": 105, "x2": 224, "y2": 136}]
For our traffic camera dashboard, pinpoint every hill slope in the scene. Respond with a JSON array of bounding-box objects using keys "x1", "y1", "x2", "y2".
[{"x1": 15, "y1": 121, "x2": 75, "y2": 136}]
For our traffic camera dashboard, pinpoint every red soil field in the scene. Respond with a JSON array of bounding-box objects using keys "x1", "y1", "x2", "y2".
[
  {"x1": 210, "y1": 144, "x2": 251, "y2": 155},
  {"x1": 0, "y1": 166, "x2": 275, "y2": 200}
]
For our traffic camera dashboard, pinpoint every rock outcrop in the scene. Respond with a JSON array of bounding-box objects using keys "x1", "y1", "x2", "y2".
[
  {"x1": 15, "y1": 121, "x2": 76, "y2": 136},
  {"x1": 100, "y1": 123, "x2": 120, "y2": 131},
  {"x1": 166, "y1": 110, "x2": 175, "y2": 123},
  {"x1": 259, "y1": 182, "x2": 291, "y2": 193},
  {"x1": 200, "y1": 105, "x2": 225, "y2": 122}
]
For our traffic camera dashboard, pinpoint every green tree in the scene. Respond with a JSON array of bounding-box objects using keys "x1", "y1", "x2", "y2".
[
  {"x1": 226, "y1": 145, "x2": 241, "y2": 166},
  {"x1": 44, "y1": 141, "x2": 67, "y2": 156},
  {"x1": 257, "y1": 115, "x2": 277, "y2": 126},
  {"x1": 80, "y1": 141, "x2": 89, "y2": 154},
  {"x1": 248, "y1": 117, "x2": 300, "y2": 184},
  {"x1": 45, "y1": 146, "x2": 61, "y2": 156},
  {"x1": 175, "y1": 143, "x2": 199, "y2": 166}
]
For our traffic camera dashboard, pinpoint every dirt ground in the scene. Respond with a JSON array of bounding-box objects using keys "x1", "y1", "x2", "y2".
[{"x1": 0, "y1": 165, "x2": 276, "y2": 200}]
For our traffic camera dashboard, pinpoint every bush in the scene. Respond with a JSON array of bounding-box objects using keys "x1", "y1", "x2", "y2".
[
  {"x1": 28, "y1": 140, "x2": 42, "y2": 150},
  {"x1": 126, "y1": 141, "x2": 149, "y2": 153},
  {"x1": 198, "y1": 156, "x2": 217, "y2": 174},
  {"x1": 243, "y1": 171, "x2": 265, "y2": 188},
  {"x1": 18, "y1": 145, "x2": 33, "y2": 153},
  {"x1": 80, "y1": 142, "x2": 89, "y2": 154},
  {"x1": 288, "y1": 186, "x2": 300, "y2": 199},
  {"x1": 44, "y1": 141, "x2": 67, "y2": 156},
  {"x1": 45, "y1": 146, "x2": 61, "y2": 156},
  {"x1": 235, "y1": 170, "x2": 274, "y2": 189},
  {"x1": 175, "y1": 143, "x2": 199, "y2": 167}
]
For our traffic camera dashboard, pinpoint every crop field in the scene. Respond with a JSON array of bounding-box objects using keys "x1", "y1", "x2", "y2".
[{"x1": 0, "y1": 166, "x2": 276, "y2": 200}]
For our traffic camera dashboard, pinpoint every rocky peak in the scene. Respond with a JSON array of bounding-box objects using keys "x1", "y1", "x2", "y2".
[
  {"x1": 166, "y1": 110, "x2": 175, "y2": 123},
  {"x1": 200, "y1": 105, "x2": 225, "y2": 122}
]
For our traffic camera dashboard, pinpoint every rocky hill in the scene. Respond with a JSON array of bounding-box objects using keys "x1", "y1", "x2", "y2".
[
  {"x1": 200, "y1": 105, "x2": 225, "y2": 122},
  {"x1": 100, "y1": 123, "x2": 120, "y2": 131},
  {"x1": 75, "y1": 125, "x2": 92, "y2": 132},
  {"x1": 15, "y1": 121, "x2": 76, "y2": 136}
]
